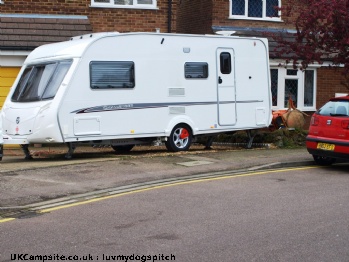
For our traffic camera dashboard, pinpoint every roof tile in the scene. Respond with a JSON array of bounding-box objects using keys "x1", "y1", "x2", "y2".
[{"x1": 0, "y1": 16, "x2": 92, "y2": 50}]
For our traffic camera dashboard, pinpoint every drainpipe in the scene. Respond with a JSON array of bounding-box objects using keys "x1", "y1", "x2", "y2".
[{"x1": 168, "y1": 0, "x2": 172, "y2": 33}]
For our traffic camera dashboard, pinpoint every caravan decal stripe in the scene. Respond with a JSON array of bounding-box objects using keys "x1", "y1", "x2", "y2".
[{"x1": 71, "y1": 100, "x2": 263, "y2": 114}]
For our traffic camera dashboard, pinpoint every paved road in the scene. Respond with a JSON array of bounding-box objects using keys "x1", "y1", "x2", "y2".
[
  {"x1": 1, "y1": 165, "x2": 349, "y2": 262},
  {"x1": 0, "y1": 147, "x2": 314, "y2": 215}
]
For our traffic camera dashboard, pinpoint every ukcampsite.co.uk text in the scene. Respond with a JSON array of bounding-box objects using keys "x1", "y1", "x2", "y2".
[{"x1": 10, "y1": 253, "x2": 176, "y2": 262}]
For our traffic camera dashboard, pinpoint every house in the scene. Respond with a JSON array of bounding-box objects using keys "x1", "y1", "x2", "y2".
[
  {"x1": 176, "y1": 0, "x2": 349, "y2": 124},
  {"x1": 0, "y1": 0, "x2": 176, "y2": 108},
  {"x1": 0, "y1": 0, "x2": 347, "y2": 124}
]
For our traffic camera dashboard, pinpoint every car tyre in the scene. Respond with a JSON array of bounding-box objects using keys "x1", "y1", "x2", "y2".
[{"x1": 312, "y1": 155, "x2": 336, "y2": 166}]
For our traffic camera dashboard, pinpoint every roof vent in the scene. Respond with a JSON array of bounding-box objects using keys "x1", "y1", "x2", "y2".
[{"x1": 215, "y1": 31, "x2": 236, "y2": 36}]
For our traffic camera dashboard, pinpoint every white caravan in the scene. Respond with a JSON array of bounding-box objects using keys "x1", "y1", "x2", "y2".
[{"x1": 0, "y1": 32, "x2": 272, "y2": 159}]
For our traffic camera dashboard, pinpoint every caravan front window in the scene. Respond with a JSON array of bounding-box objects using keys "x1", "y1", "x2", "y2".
[{"x1": 11, "y1": 60, "x2": 72, "y2": 102}]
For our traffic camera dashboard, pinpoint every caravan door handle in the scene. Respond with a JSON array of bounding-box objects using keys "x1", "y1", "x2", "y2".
[{"x1": 218, "y1": 76, "x2": 223, "y2": 84}]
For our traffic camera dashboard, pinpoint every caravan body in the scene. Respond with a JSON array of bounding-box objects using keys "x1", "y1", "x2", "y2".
[{"x1": 1, "y1": 32, "x2": 272, "y2": 157}]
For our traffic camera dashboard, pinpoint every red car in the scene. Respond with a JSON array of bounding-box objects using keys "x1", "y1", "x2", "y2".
[{"x1": 306, "y1": 95, "x2": 349, "y2": 165}]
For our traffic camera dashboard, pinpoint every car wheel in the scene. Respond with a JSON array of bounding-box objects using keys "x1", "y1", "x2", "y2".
[
  {"x1": 165, "y1": 124, "x2": 192, "y2": 152},
  {"x1": 111, "y1": 145, "x2": 135, "y2": 152},
  {"x1": 312, "y1": 155, "x2": 336, "y2": 166}
]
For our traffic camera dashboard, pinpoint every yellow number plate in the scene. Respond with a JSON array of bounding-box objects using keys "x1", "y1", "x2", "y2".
[{"x1": 317, "y1": 143, "x2": 335, "y2": 151}]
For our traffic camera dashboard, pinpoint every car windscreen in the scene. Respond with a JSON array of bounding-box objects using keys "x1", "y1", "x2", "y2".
[
  {"x1": 11, "y1": 60, "x2": 72, "y2": 102},
  {"x1": 317, "y1": 100, "x2": 349, "y2": 116}
]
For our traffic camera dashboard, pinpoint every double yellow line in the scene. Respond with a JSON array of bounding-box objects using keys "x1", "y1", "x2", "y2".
[{"x1": 0, "y1": 166, "x2": 319, "y2": 224}]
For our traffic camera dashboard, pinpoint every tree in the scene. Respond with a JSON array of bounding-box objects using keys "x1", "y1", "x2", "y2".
[{"x1": 272, "y1": 0, "x2": 349, "y2": 88}]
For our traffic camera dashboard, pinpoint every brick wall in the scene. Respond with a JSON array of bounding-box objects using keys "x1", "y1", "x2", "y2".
[
  {"x1": 317, "y1": 67, "x2": 349, "y2": 108},
  {"x1": 176, "y1": 0, "x2": 213, "y2": 34},
  {"x1": 0, "y1": 0, "x2": 177, "y2": 33},
  {"x1": 177, "y1": 0, "x2": 298, "y2": 34},
  {"x1": 302, "y1": 67, "x2": 349, "y2": 129}
]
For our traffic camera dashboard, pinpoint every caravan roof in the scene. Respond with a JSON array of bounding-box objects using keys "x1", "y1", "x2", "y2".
[
  {"x1": 24, "y1": 31, "x2": 266, "y2": 64},
  {"x1": 25, "y1": 32, "x2": 121, "y2": 63}
]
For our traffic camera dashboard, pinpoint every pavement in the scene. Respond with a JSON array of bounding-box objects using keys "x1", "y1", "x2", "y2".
[{"x1": 0, "y1": 143, "x2": 316, "y2": 219}]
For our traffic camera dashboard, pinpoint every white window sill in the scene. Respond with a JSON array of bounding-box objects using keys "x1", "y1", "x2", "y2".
[
  {"x1": 90, "y1": 4, "x2": 158, "y2": 10},
  {"x1": 229, "y1": 16, "x2": 282, "y2": 22}
]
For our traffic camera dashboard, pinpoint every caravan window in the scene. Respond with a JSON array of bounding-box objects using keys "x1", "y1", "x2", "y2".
[
  {"x1": 11, "y1": 60, "x2": 72, "y2": 102},
  {"x1": 184, "y1": 62, "x2": 208, "y2": 79},
  {"x1": 90, "y1": 61, "x2": 135, "y2": 89},
  {"x1": 220, "y1": 53, "x2": 232, "y2": 74}
]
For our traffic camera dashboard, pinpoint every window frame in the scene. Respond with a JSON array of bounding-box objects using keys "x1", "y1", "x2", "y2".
[
  {"x1": 270, "y1": 67, "x2": 317, "y2": 111},
  {"x1": 229, "y1": 0, "x2": 281, "y2": 22},
  {"x1": 220, "y1": 52, "x2": 232, "y2": 75},
  {"x1": 91, "y1": 0, "x2": 158, "y2": 10},
  {"x1": 90, "y1": 61, "x2": 135, "y2": 90},
  {"x1": 184, "y1": 62, "x2": 209, "y2": 79},
  {"x1": 11, "y1": 60, "x2": 72, "y2": 102}
]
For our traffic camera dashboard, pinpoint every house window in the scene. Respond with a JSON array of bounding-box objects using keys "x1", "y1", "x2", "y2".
[
  {"x1": 270, "y1": 67, "x2": 316, "y2": 110},
  {"x1": 304, "y1": 70, "x2": 315, "y2": 107},
  {"x1": 230, "y1": 0, "x2": 281, "y2": 21},
  {"x1": 90, "y1": 61, "x2": 135, "y2": 89},
  {"x1": 185, "y1": 62, "x2": 208, "y2": 79},
  {"x1": 270, "y1": 69, "x2": 278, "y2": 106},
  {"x1": 91, "y1": 0, "x2": 157, "y2": 9}
]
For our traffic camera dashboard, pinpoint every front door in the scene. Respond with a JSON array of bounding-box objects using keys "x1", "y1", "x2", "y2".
[{"x1": 216, "y1": 48, "x2": 236, "y2": 126}]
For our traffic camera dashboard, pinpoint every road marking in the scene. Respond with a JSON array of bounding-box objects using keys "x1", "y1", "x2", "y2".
[
  {"x1": 0, "y1": 218, "x2": 15, "y2": 223},
  {"x1": 0, "y1": 165, "x2": 320, "y2": 223},
  {"x1": 39, "y1": 166, "x2": 318, "y2": 213}
]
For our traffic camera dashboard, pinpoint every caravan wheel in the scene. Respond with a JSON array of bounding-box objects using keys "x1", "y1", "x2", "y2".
[
  {"x1": 111, "y1": 145, "x2": 135, "y2": 152},
  {"x1": 165, "y1": 124, "x2": 192, "y2": 152}
]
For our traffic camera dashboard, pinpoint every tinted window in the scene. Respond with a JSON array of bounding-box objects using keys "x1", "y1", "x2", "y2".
[
  {"x1": 184, "y1": 62, "x2": 208, "y2": 79},
  {"x1": 11, "y1": 60, "x2": 72, "y2": 102},
  {"x1": 318, "y1": 101, "x2": 349, "y2": 116},
  {"x1": 90, "y1": 61, "x2": 135, "y2": 89},
  {"x1": 220, "y1": 52, "x2": 231, "y2": 74}
]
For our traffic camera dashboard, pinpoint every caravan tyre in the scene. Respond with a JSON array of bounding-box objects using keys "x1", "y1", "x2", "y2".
[
  {"x1": 165, "y1": 124, "x2": 192, "y2": 152},
  {"x1": 111, "y1": 145, "x2": 135, "y2": 152}
]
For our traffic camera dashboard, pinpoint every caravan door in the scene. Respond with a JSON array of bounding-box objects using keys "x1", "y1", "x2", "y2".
[{"x1": 216, "y1": 48, "x2": 236, "y2": 126}]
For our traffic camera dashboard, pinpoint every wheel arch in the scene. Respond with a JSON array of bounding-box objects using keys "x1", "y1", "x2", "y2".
[{"x1": 165, "y1": 116, "x2": 196, "y2": 137}]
